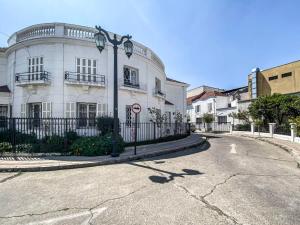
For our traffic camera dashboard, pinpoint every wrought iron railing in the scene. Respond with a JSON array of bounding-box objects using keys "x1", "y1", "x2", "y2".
[
  {"x1": 0, "y1": 117, "x2": 190, "y2": 154},
  {"x1": 64, "y1": 71, "x2": 105, "y2": 85},
  {"x1": 123, "y1": 79, "x2": 140, "y2": 89},
  {"x1": 153, "y1": 88, "x2": 166, "y2": 98},
  {"x1": 15, "y1": 71, "x2": 50, "y2": 83}
]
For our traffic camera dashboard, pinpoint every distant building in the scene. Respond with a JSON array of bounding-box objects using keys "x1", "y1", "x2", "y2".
[
  {"x1": 187, "y1": 86, "x2": 250, "y2": 126},
  {"x1": 187, "y1": 85, "x2": 224, "y2": 98},
  {"x1": 248, "y1": 60, "x2": 300, "y2": 99}
]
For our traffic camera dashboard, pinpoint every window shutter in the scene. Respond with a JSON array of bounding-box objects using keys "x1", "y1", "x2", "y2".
[
  {"x1": 66, "y1": 102, "x2": 75, "y2": 118},
  {"x1": 102, "y1": 104, "x2": 107, "y2": 116},
  {"x1": 21, "y1": 104, "x2": 26, "y2": 117},
  {"x1": 97, "y1": 103, "x2": 107, "y2": 117},
  {"x1": 42, "y1": 102, "x2": 52, "y2": 118}
]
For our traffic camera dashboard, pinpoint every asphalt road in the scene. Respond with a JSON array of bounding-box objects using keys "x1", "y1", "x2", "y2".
[{"x1": 0, "y1": 134, "x2": 299, "y2": 225}]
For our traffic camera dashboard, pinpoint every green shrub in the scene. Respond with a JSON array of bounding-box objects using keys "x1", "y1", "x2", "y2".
[
  {"x1": 0, "y1": 142, "x2": 13, "y2": 153},
  {"x1": 65, "y1": 131, "x2": 78, "y2": 144},
  {"x1": 70, "y1": 133, "x2": 125, "y2": 156},
  {"x1": 100, "y1": 133, "x2": 125, "y2": 155},
  {"x1": 15, "y1": 143, "x2": 33, "y2": 153},
  {"x1": 0, "y1": 130, "x2": 37, "y2": 144},
  {"x1": 96, "y1": 117, "x2": 119, "y2": 135},
  {"x1": 37, "y1": 135, "x2": 65, "y2": 153}
]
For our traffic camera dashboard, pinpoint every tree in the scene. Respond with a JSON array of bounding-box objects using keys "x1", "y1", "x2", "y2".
[
  {"x1": 248, "y1": 93, "x2": 300, "y2": 125},
  {"x1": 203, "y1": 113, "x2": 214, "y2": 124},
  {"x1": 229, "y1": 110, "x2": 250, "y2": 125},
  {"x1": 147, "y1": 107, "x2": 167, "y2": 124}
]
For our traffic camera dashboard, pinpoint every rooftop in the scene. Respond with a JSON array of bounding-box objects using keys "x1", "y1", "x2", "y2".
[
  {"x1": 166, "y1": 77, "x2": 188, "y2": 85},
  {"x1": 187, "y1": 90, "x2": 225, "y2": 104}
]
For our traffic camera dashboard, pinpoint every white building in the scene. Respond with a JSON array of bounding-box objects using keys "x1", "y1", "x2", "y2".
[
  {"x1": 0, "y1": 23, "x2": 188, "y2": 125},
  {"x1": 187, "y1": 86, "x2": 251, "y2": 125}
]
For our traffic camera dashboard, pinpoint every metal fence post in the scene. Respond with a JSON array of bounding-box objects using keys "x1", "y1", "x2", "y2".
[
  {"x1": 269, "y1": 123, "x2": 276, "y2": 138},
  {"x1": 290, "y1": 123, "x2": 296, "y2": 142}
]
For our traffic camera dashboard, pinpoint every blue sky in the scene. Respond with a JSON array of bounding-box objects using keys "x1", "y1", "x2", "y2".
[{"x1": 1, "y1": 0, "x2": 300, "y2": 90}]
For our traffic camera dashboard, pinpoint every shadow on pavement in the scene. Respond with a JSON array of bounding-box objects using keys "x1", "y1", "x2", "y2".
[{"x1": 128, "y1": 162, "x2": 204, "y2": 184}]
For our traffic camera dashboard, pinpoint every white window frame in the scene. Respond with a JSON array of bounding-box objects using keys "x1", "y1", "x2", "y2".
[
  {"x1": 28, "y1": 56, "x2": 44, "y2": 80},
  {"x1": 123, "y1": 66, "x2": 139, "y2": 87},
  {"x1": 75, "y1": 58, "x2": 97, "y2": 82}
]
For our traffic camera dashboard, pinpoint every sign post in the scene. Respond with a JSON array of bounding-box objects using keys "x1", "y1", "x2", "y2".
[{"x1": 131, "y1": 103, "x2": 141, "y2": 155}]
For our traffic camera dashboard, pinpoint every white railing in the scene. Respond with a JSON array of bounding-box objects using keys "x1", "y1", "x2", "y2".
[
  {"x1": 12, "y1": 23, "x2": 163, "y2": 71},
  {"x1": 17, "y1": 25, "x2": 55, "y2": 42},
  {"x1": 64, "y1": 26, "x2": 95, "y2": 40}
]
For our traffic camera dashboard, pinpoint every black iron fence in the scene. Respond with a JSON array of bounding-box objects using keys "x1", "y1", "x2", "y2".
[
  {"x1": 0, "y1": 117, "x2": 189, "y2": 154},
  {"x1": 274, "y1": 124, "x2": 291, "y2": 136},
  {"x1": 233, "y1": 124, "x2": 251, "y2": 131},
  {"x1": 254, "y1": 124, "x2": 270, "y2": 133}
]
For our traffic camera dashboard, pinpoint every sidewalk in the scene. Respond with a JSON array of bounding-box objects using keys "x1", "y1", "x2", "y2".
[
  {"x1": 0, "y1": 134, "x2": 205, "y2": 172},
  {"x1": 238, "y1": 134, "x2": 300, "y2": 168}
]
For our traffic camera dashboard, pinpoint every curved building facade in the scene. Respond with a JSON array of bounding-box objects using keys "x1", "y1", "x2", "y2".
[{"x1": 0, "y1": 23, "x2": 188, "y2": 125}]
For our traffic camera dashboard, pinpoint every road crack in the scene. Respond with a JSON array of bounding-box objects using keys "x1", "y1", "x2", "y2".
[
  {"x1": 0, "y1": 185, "x2": 146, "y2": 224},
  {"x1": 174, "y1": 179, "x2": 242, "y2": 225},
  {"x1": 0, "y1": 172, "x2": 22, "y2": 184}
]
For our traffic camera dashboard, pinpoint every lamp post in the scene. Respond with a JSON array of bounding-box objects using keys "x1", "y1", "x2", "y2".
[{"x1": 94, "y1": 26, "x2": 133, "y2": 157}]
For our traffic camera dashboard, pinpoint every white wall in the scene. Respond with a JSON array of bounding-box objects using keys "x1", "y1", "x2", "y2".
[{"x1": 0, "y1": 53, "x2": 7, "y2": 86}]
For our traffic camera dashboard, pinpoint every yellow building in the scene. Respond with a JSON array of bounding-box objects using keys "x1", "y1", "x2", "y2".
[{"x1": 248, "y1": 60, "x2": 300, "y2": 99}]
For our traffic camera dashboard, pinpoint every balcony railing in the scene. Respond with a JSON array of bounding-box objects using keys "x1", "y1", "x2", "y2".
[
  {"x1": 15, "y1": 71, "x2": 50, "y2": 85},
  {"x1": 123, "y1": 79, "x2": 140, "y2": 89},
  {"x1": 153, "y1": 88, "x2": 166, "y2": 98},
  {"x1": 64, "y1": 71, "x2": 105, "y2": 86},
  {"x1": 8, "y1": 23, "x2": 165, "y2": 72}
]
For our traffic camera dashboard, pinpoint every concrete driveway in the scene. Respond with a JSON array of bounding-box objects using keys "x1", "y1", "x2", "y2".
[{"x1": 0, "y1": 134, "x2": 299, "y2": 225}]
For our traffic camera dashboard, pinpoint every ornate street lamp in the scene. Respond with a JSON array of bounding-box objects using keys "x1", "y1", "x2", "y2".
[{"x1": 94, "y1": 26, "x2": 133, "y2": 157}]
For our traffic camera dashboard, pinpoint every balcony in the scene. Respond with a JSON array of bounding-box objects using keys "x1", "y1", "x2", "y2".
[
  {"x1": 119, "y1": 79, "x2": 147, "y2": 93},
  {"x1": 15, "y1": 71, "x2": 50, "y2": 86},
  {"x1": 64, "y1": 71, "x2": 105, "y2": 87},
  {"x1": 153, "y1": 88, "x2": 166, "y2": 98}
]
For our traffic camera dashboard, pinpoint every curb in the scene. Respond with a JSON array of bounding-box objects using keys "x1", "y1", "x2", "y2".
[
  {"x1": 240, "y1": 135, "x2": 300, "y2": 168},
  {"x1": 0, "y1": 139, "x2": 206, "y2": 172}
]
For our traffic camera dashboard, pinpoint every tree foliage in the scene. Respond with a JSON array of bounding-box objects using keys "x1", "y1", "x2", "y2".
[
  {"x1": 229, "y1": 110, "x2": 250, "y2": 124},
  {"x1": 248, "y1": 93, "x2": 300, "y2": 125},
  {"x1": 203, "y1": 113, "x2": 214, "y2": 124}
]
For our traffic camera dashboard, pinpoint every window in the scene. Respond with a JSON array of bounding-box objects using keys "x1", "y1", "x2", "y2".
[
  {"x1": 77, "y1": 103, "x2": 97, "y2": 127},
  {"x1": 155, "y1": 77, "x2": 161, "y2": 92},
  {"x1": 28, "y1": 103, "x2": 42, "y2": 128},
  {"x1": 218, "y1": 116, "x2": 227, "y2": 123},
  {"x1": 249, "y1": 73, "x2": 257, "y2": 99},
  {"x1": 28, "y1": 57, "x2": 44, "y2": 80},
  {"x1": 196, "y1": 117, "x2": 202, "y2": 124},
  {"x1": 0, "y1": 105, "x2": 8, "y2": 118},
  {"x1": 66, "y1": 102, "x2": 76, "y2": 118},
  {"x1": 195, "y1": 105, "x2": 201, "y2": 113},
  {"x1": 166, "y1": 111, "x2": 171, "y2": 124},
  {"x1": 0, "y1": 105, "x2": 8, "y2": 128},
  {"x1": 268, "y1": 75, "x2": 278, "y2": 81},
  {"x1": 42, "y1": 102, "x2": 52, "y2": 118},
  {"x1": 123, "y1": 66, "x2": 139, "y2": 88},
  {"x1": 126, "y1": 105, "x2": 132, "y2": 126},
  {"x1": 97, "y1": 103, "x2": 107, "y2": 117},
  {"x1": 76, "y1": 58, "x2": 97, "y2": 82},
  {"x1": 21, "y1": 104, "x2": 26, "y2": 117},
  {"x1": 207, "y1": 103, "x2": 212, "y2": 112},
  {"x1": 282, "y1": 72, "x2": 292, "y2": 78}
]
